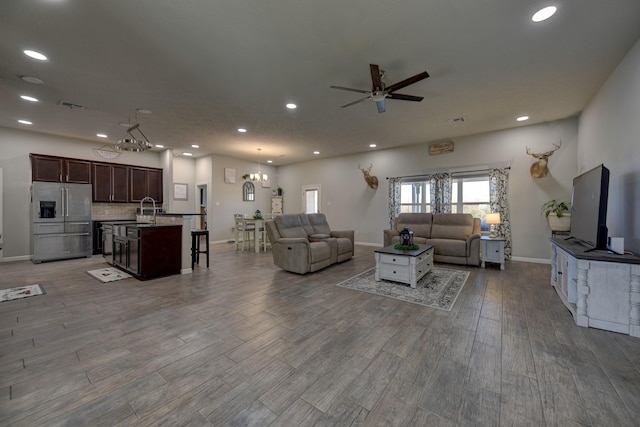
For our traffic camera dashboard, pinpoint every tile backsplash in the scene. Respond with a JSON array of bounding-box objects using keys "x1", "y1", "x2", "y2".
[{"x1": 92, "y1": 203, "x2": 138, "y2": 221}]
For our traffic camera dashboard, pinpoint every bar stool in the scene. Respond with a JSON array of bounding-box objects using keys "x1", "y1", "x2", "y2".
[{"x1": 191, "y1": 229, "x2": 210, "y2": 269}]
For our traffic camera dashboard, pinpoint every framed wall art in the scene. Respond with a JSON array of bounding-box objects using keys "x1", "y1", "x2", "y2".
[
  {"x1": 174, "y1": 183, "x2": 188, "y2": 200},
  {"x1": 224, "y1": 168, "x2": 236, "y2": 184}
]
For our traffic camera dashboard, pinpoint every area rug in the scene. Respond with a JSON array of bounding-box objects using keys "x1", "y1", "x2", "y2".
[
  {"x1": 87, "y1": 267, "x2": 132, "y2": 283},
  {"x1": 0, "y1": 284, "x2": 46, "y2": 302},
  {"x1": 337, "y1": 267, "x2": 470, "y2": 311}
]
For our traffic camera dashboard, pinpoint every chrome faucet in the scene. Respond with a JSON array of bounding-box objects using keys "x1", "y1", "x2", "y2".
[{"x1": 140, "y1": 196, "x2": 156, "y2": 224}]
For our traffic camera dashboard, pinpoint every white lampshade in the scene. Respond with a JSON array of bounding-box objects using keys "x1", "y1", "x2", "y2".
[
  {"x1": 485, "y1": 212, "x2": 501, "y2": 225},
  {"x1": 486, "y1": 212, "x2": 501, "y2": 237}
]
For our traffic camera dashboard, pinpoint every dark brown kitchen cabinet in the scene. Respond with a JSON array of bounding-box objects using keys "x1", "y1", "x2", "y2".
[
  {"x1": 113, "y1": 225, "x2": 181, "y2": 279},
  {"x1": 129, "y1": 167, "x2": 163, "y2": 203},
  {"x1": 31, "y1": 154, "x2": 91, "y2": 183},
  {"x1": 93, "y1": 163, "x2": 129, "y2": 202}
]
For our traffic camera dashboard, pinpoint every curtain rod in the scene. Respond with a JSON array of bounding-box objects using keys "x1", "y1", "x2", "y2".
[{"x1": 386, "y1": 166, "x2": 510, "y2": 180}]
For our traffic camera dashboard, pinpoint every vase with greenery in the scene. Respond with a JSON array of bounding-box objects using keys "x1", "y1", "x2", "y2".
[
  {"x1": 541, "y1": 199, "x2": 571, "y2": 231},
  {"x1": 541, "y1": 200, "x2": 569, "y2": 217},
  {"x1": 277, "y1": 187, "x2": 283, "y2": 196}
]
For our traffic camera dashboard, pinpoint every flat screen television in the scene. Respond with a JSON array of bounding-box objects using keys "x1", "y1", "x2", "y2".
[{"x1": 569, "y1": 164, "x2": 610, "y2": 251}]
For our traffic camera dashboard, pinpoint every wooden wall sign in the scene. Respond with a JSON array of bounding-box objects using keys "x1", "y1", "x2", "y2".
[{"x1": 429, "y1": 140, "x2": 454, "y2": 155}]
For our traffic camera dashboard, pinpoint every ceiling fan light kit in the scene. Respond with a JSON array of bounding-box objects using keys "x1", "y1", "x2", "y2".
[{"x1": 330, "y1": 63, "x2": 429, "y2": 113}]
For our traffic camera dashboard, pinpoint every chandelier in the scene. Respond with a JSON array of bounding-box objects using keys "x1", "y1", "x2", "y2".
[
  {"x1": 249, "y1": 148, "x2": 268, "y2": 182},
  {"x1": 114, "y1": 123, "x2": 152, "y2": 152}
]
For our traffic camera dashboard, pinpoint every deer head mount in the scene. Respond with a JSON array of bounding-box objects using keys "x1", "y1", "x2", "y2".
[
  {"x1": 526, "y1": 141, "x2": 561, "y2": 178},
  {"x1": 358, "y1": 163, "x2": 379, "y2": 189}
]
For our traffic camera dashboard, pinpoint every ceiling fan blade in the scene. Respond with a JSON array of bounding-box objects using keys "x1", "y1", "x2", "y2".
[
  {"x1": 387, "y1": 93, "x2": 424, "y2": 102},
  {"x1": 341, "y1": 96, "x2": 370, "y2": 108},
  {"x1": 370, "y1": 64, "x2": 383, "y2": 91},
  {"x1": 330, "y1": 85, "x2": 369, "y2": 94},
  {"x1": 375, "y1": 99, "x2": 385, "y2": 113},
  {"x1": 385, "y1": 71, "x2": 429, "y2": 93}
]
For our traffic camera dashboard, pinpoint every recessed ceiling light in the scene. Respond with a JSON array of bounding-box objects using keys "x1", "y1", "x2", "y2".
[
  {"x1": 516, "y1": 115, "x2": 530, "y2": 122},
  {"x1": 182, "y1": 152, "x2": 193, "y2": 156},
  {"x1": 20, "y1": 95, "x2": 39, "y2": 102},
  {"x1": 237, "y1": 128, "x2": 247, "y2": 133},
  {"x1": 267, "y1": 160, "x2": 273, "y2": 164},
  {"x1": 369, "y1": 143, "x2": 377, "y2": 148},
  {"x1": 191, "y1": 144, "x2": 199, "y2": 148},
  {"x1": 155, "y1": 144, "x2": 164, "y2": 148},
  {"x1": 136, "y1": 108, "x2": 152, "y2": 114},
  {"x1": 18, "y1": 119, "x2": 33, "y2": 125},
  {"x1": 21, "y1": 76, "x2": 43, "y2": 84},
  {"x1": 532, "y1": 6, "x2": 557, "y2": 22},
  {"x1": 119, "y1": 122, "x2": 131, "y2": 127},
  {"x1": 313, "y1": 151, "x2": 320, "y2": 155},
  {"x1": 96, "y1": 133, "x2": 108, "y2": 138},
  {"x1": 24, "y1": 50, "x2": 47, "y2": 61},
  {"x1": 286, "y1": 103, "x2": 297, "y2": 109}
]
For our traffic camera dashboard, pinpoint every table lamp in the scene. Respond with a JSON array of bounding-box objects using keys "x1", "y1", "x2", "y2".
[{"x1": 485, "y1": 212, "x2": 501, "y2": 238}]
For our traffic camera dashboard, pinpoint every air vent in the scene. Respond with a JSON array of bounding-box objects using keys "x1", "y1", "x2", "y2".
[
  {"x1": 448, "y1": 117, "x2": 465, "y2": 124},
  {"x1": 58, "y1": 100, "x2": 85, "y2": 110}
]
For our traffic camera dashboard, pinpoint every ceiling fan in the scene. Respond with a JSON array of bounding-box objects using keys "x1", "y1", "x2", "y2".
[{"x1": 330, "y1": 64, "x2": 429, "y2": 113}]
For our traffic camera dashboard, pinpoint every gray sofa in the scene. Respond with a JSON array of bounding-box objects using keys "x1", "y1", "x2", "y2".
[
  {"x1": 384, "y1": 213, "x2": 481, "y2": 266},
  {"x1": 265, "y1": 213, "x2": 354, "y2": 274}
]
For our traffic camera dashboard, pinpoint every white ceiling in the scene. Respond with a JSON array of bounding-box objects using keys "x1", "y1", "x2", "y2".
[{"x1": 1, "y1": 0, "x2": 639, "y2": 165}]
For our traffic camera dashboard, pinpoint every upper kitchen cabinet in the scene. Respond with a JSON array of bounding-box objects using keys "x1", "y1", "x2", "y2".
[
  {"x1": 93, "y1": 163, "x2": 129, "y2": 202},
  {"x1": 31, "y1": 154, "x2": 92, "y2": 184},
  {"x1": 129, "y1": 167, "x2": 163, "y2": 203}
]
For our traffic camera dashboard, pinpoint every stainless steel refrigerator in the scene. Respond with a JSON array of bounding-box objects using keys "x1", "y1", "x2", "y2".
[{"x1": 32, "y1": 181, "x2": 92, "y2": 263}]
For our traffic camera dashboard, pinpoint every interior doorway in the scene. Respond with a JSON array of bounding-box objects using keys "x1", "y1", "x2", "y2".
[{"x1": 198, "y1": 184, "x2": 208, "y2": 229}]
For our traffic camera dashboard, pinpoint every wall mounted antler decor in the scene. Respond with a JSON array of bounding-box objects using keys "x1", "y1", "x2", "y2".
[
  {"x1": 358, "y1": 163, "x2": 378, "y2": 189},
  {"x1": 526, "y1": 140, "x2": 561, "y2": 178}
]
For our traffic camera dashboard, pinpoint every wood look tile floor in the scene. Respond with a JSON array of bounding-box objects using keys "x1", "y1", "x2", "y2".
[{"x1": 1, "y1": 244, "x2": 639, "y2": 426}]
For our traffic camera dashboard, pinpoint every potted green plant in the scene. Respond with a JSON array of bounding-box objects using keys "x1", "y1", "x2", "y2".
[{"x1": 541, "y1": 199, "x2": 571, "y2": 231}]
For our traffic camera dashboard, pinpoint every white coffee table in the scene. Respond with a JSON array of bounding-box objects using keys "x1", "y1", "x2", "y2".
[{"x1": 374, "y1": 244, "x2": 434, "y2": 288}]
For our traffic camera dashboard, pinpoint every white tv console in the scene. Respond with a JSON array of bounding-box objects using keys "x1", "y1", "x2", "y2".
[{"x1": 550, "y1": 238, "x2": 640, "y2": 338}]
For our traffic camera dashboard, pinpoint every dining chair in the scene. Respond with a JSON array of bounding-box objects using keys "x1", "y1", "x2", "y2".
[
  {"x1": 258, "y1": 214, "x2": 273, "y2": 251},
  {"x1": 234, "y1": 214, "x2": 255, "y2": 251}
]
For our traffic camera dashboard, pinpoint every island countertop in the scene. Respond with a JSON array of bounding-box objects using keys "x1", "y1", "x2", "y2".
[{"x1": 156, "y1": 213, "x2": 204, "y2": 216}]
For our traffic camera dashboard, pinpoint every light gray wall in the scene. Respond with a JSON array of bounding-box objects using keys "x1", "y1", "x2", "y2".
[
  {"x1": 210, "y1": 154, "x2": 276, "y2": 243},
  {"x1": 278, "y1": 118, "x2": 579, "y2": 261},
  {"x1": 579, "y1": 37, "x2": 640, "y2": 254}
]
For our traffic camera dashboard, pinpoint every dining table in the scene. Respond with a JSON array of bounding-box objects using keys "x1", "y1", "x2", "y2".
[{"x1": 239, "y1": 214, "x2": 272, "y2": 253}]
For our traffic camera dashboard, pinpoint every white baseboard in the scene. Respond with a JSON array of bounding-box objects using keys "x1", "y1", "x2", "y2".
[
  {"x1": 355, "y1": 241, "x2": 384, "y2": 247},
  {"x1": 510, "y1": 256, "x2": 550, "y2": 265},
  {"x1": 1, "y1": 255, "x2": 33, "y2": 263},
  {"x1": 213, "y1": 239, "x2": 234, "y2": 245}
]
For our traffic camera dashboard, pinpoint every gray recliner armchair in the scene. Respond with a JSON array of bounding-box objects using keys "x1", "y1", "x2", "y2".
[{"x1": 265, "y1": 213, "x2": 354, "y2": 274}]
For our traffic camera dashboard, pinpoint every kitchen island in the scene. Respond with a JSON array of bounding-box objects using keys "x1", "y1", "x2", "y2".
[
  {"x1": 112, "y1": 223, "x2": 182, "y2": 280},
  {"x1": 136, "y1": 213, "x2": 204, "y2": 275}
]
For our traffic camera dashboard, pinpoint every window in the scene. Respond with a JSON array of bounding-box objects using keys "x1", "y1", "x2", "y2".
[
  {"x1": 399, "y1": 174, "x2": 492, "y2": 232},
  {"x1": 302, "y1": 185, "x2": 320, "y2": 213},
  {"x1": 400, "y1": 181, "x2": 431, "y2": 213},
  {"x1": 451, "y1": 175, "x2": 491, "y2": 231}
]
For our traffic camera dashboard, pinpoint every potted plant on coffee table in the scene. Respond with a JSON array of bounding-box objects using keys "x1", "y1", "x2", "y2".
[{"x1": 541, "y1": 199, "x2": 571, "y2": 231}]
